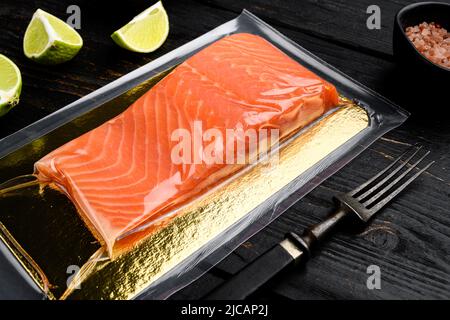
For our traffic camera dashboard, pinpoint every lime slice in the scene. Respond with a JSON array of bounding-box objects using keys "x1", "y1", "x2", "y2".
[
  {"x1": 111, "y1": 1, "x2": 169, "y2": 53},
  {"x1": 23, "y1": 9, "x2": 83, "y2": 65},
  {"x1": 0, "y1": 54, "x2": 22, "y2": 117}
]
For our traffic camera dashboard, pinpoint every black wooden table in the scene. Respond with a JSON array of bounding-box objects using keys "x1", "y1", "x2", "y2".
[{"x1": 0, "y1": 0, "x2": 449, "y2": 300}]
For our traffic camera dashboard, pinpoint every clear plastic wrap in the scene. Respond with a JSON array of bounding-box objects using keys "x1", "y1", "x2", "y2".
[
  {"x1": 34, "y1": 32, "x2": 341, "y2": 257},
  {"x1": 0, "y1": 10, "x2": 408, "y2": 300}
]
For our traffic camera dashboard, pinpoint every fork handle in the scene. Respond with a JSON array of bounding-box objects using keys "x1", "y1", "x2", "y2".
[{"x1": 299, "y1": 205, "x2": 349, "y2": 252}]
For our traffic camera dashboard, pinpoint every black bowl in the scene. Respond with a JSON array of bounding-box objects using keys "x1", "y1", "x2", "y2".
[{"x1": 393, "y1": 2, "x2": 450, "y2": 81}]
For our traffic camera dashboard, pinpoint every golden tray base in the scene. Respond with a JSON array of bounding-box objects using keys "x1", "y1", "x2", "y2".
[{"x1": 0, "y1": 101, "x2": 368, "y2": 300}]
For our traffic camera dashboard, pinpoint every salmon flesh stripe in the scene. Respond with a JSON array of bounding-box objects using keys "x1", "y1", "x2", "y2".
[{"x1": 34, "y1": 33, "x2": 339, "y2": 256}]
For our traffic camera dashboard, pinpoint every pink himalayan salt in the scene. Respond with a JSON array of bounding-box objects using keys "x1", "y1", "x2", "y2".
[{"x1": 405, "y1": 22, "x2": 450, "y2": 69}]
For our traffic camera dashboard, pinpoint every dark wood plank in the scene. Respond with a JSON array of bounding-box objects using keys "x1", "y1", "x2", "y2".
[
  {"x1": 166, "y1": 2, "x2": 450, "y2": 300},
  {"x1": 0, "y1": 0, "x2": 449, "y2": 300},
  {"x1": 271, "y1": 138, "x2": 450, "y2": 299},
  {"x1": 0, "y1": 0, "x2": 235, "y2": 138},
  {"x1": 197, "y1": 0, "x2": 431, "y2": 57},
  {"x1": 180, "y1": 131, "x2": 450, "y2": 299}
]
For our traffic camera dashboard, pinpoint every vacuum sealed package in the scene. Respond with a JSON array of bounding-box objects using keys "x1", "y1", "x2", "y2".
[{"x1": 0, "y1": 11, "x2": 408, "y2": 300}]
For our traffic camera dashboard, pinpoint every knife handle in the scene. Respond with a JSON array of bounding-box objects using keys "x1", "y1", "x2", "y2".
[
  {"x1": 205, "y1": 237, "x2": 304, "y2": 300},
  {"x1": 204, "y1": 206, "x2": 349, "y2": 300}
]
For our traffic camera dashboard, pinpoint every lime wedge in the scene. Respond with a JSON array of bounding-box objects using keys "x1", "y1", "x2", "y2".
[
  {"x1": 111, "y1": 1, "x2": 169, "y2": 53},
  {"x1": 0, "y1": 54, "x2": 22, "y2": 117},
  {"x1": 23, "y1": 9, "x2": 83, "y2": 64}
]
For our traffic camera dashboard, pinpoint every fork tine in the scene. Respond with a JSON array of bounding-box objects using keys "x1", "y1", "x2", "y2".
[
  {"x1": 355, "y1": 146, "x2": 423, "y2": 200},
  {"x1": 349, "y1": 144, "x2": 422, "y2": 197},
  {"x1": 367, "y1": 161, "x2": 434, "y2": 213},
  {"x1": 363, "y1": 150, "x2": 430, "y2": 207}
]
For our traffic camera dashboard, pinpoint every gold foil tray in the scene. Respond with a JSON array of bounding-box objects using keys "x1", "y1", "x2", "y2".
[{"x1": 0, "y1": 97, "x2": 368, "y2": 299}]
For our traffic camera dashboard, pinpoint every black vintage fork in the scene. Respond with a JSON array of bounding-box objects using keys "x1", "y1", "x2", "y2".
[{"x1": 205, "y1": 144, "x2": 434, "y2": 300}]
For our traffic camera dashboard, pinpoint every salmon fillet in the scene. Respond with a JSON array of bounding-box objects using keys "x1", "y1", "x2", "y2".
[{"x1": 35, "y1": 33, "x2": 339, "y2": 255}]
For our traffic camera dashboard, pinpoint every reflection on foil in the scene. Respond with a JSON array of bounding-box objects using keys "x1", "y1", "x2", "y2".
[{"x1": 63, "y1": 102, "x2": 369, "y2": 300}]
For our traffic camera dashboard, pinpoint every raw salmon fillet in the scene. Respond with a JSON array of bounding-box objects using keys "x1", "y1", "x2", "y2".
[{"x1": 35, "y1": 33, "x2": 339, "y2": 255}]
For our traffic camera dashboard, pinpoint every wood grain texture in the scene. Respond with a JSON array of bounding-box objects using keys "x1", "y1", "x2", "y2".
[
  {"x1": 0, "y1": 0, "x2": 235, "y2": 138},
  {"x1": 0, "y1": 0, "x2": 448, "y2": 300},
  {"x1": 197, "y1": 0, "x2": 433, "y2": 57}
]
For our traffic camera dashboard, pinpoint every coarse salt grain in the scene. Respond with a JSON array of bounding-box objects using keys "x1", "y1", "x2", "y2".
[{"x1": 405, "y1": 22, "x2": 450, "y2": 69}]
